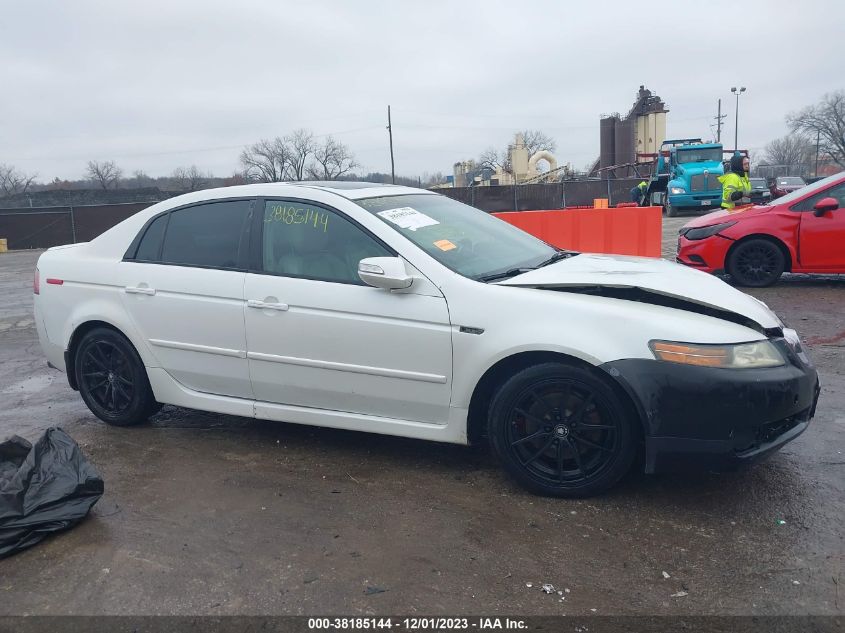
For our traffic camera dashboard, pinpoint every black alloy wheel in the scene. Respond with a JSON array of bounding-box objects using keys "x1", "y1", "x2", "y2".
[
  {"x1": 727, "y1": 238, "x2": 785, "y2": 287},
  {"x1": 75, "y1": 327, "x2": 158, "y2": 426},
  {"x1": 488, "y1": 363, "x2": 636, "y2": 497}
]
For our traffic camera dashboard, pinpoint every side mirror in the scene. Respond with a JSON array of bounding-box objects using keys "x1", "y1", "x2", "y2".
[
  {"x1": 358, "y1": 257, "x2": 413, "y2": 290},
  {"x1": 813, "y1": 197, "x2": 839, "y2": 216}
]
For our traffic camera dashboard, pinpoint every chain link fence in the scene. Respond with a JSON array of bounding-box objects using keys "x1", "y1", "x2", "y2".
[
  {"x1": 438, "y1": 178, "x2": 644, "y2": 212},
  {"x1": 1, "y1": 180, "x2": 649, "y2": 250},
  {"x1": 0, "y1": 203, "x2": 151, "y2": 250}
]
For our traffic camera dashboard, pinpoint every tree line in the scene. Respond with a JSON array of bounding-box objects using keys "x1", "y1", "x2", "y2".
[{"x1": 0, "y1": 126, "x2": 445, "y2": 198}]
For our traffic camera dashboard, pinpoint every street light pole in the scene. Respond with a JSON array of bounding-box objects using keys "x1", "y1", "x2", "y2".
[
  {"x1": 731, "y1": 86, "x2": 746, "y2": 152},
  {"x1": 387, "y1": 105, "x2": 395, "y2": 185}
]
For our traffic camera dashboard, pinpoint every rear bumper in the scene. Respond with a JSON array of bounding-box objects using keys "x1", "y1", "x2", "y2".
[
  {"x1": 602, "y1": 340, "x2": 819, "y2": 473},
  {"x1": 34, "y1": 298, "x2": 66, "y2": 373}
]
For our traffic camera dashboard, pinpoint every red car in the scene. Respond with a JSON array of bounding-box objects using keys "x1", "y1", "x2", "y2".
[
  {"x1": 769, "y1": 175, "x2": 807, "y2": 199},
  {"x1": 677, "y1": 172, "x2": 845, "y2": 286}
]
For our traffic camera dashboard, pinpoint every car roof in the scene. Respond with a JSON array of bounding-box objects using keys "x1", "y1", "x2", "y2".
[
  {"x1": 157, "y1": 182, "x2": 437, "y2": 207},
  {"x1": 286, "y1": 181, "x2": 437, "y2": 200}
]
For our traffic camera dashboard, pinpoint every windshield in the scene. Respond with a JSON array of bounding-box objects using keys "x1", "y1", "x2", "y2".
[
  {"x1": 355, "y1": 193, "x2": 558, "y2": 279},
  {"x1": 750, "y1": 178, "x2": 767, "y2": 188},
  {"x1": 767, "y1": 173, "x2": 841, "y2": 205},
  {"x1": 777, "y1": 177, "x2": 805, "y2": 186},
  {"x1": 675, "y1": 148, "x2": 722, "y2": 163}
]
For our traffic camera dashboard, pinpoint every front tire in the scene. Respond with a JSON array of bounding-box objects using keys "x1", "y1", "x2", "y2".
[
  {"x1": 665, "y1": 203, "x2": 678, "y2": 217},
  {"x1": 75, "y1": 327, "x2": 157, "y2": 426},
  {"x1": 727, "y1": 238, "x2": 785, "y2": 287},
  {"x1": 488, "y1": 363, "x2": 637, "y2": 497}
]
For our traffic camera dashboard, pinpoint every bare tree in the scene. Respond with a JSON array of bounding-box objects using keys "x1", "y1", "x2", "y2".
[
  {"x1": 286, "y1": 128, "x2": 316, "y2": 181},
  {"x1": 172, "y1": 165, "x2": 209, "y2": 191},
  {"x1": 762, "y1": 134, "x2": 814, "y2": 169},
  {"x1": 476, "y1": 130, "x2": 557, "y2": 176},
  {"x1": 478, "y1": 147, "x2": 509, "y2": 173},
  {"x1": 307, "y1": 136, "x2": 357, "y2": 180},
  {"x1": 130, "y1": 169, "x2": 154, "y2": 188},
  {"x1": 86, "y1": 160, "x2": 123, "y2": 190},
  {"x1": 240, "y1": 137, "x2": 292, "y2": 182},
  {"x1": 224, "y1": 170, "x2": 249, "y2": 186},
  {"x1": 421, "y1": 171, "x2": 447, "y2": 187},
  {"x1": 0, "y1": 164, "x2": 37, "y2": 196},
  {"x1": 520, "y1": 129, "x2": 557, "y2": 156},
  {"x1": 787, "y1": 91, "x2": 845, "y2": 167}
]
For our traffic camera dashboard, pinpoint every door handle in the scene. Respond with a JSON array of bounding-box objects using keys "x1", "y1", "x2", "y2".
[
  {"x1": 125, "y1": 286, "x2": 156, "y2": 296},
  {"x1": 247, "y1": 299, "x2": 289, "y2": 311}
]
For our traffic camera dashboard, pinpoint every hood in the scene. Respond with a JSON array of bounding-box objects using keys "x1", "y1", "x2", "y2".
[
  {"x1": 682, "y1": 205, "x2": 769, "y2": 228},
  {"x1": 675, "y1": 161, "x2": 722, "y2": 176},
  {"x1": 497, "y1": 253, "x2": 780, "y2": 330}
]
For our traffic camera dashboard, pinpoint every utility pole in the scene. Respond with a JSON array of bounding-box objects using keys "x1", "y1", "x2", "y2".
[
  {"x1": 387, "y1": 105, "x2": 395, "y2": 184},
  {"x1": 814, "y1": 129, "x2": 821, "y2": 178},
  {"x1": 714, "y1": 98, "x2": 726, "y2": 143},
  {"x1": 731, "y1": 86, "x2": 746, "y2": 151}
]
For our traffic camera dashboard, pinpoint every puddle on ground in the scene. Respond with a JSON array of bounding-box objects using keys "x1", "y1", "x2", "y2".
[{"x1": 1, "y1": 373, "x2": 54, "y2": 395}]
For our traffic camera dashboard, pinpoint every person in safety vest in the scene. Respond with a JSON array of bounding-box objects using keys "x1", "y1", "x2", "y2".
[
  {"x1": 719, "y1": 154, "x2": 751, "y2": 210},
  {"x1": 630, "y1": 180, "x2": 648, "y2": 205}
]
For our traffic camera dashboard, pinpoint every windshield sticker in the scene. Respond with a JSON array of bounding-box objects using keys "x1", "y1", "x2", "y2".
[
  {"x1": 377, "y1": 207, "x2": 440, "y2": 232},
  {"x1": 433, "y1": 239, "x2": 456, "y2": 251}
]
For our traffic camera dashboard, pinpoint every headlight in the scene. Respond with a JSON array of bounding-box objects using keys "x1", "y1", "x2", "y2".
[
  {"x1": 649, "y1": 340, "x2": 785, "y2": 368},
  {"x1": 683, "y1": 221, "x2": 737, "y2": 240},
  {"x1": 670, "y1": 187, "x2": 686, "y2": 195}
]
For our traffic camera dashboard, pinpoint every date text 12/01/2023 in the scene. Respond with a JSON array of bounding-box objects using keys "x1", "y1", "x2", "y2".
[
  {"x1": 267, "y1": 204, "x2": 329, "y2": 232},
  {"x1": 307, "y1": 617, "x2": 527, "y2": 630}
]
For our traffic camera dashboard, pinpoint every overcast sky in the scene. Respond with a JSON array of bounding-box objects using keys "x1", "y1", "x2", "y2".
[{"x1": 2, "y1": 0, "x2": 842, "y2": 182}]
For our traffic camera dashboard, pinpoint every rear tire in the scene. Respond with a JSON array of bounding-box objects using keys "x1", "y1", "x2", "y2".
[
  {"x1": 487, "y1": 363, "x2": 637, "y2": 497},
  {"x1": 727, "y1": 238, "x2": 785, "y2": 287},
  {"x1": 75, "y1": 327, "x2": 157, "y2": 426}
]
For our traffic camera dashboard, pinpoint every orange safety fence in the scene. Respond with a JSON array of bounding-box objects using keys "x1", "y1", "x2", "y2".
[{"x1": 493, "y1": 206, "x2": 663, "y2": 258}]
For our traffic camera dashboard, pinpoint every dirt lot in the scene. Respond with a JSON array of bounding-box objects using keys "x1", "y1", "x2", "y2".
[{"x1": 1, "y1": 226, "x2": 843, "y2": 617}]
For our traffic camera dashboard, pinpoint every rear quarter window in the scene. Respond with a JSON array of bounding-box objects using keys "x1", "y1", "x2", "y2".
[{"x1": 133, "y1": 214, "x2": 168, "y2": 261}]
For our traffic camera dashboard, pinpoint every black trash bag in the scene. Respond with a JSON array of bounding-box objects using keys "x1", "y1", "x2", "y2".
[{"x1": 0, "y1": 427, "x2": 103, "y2": 558}]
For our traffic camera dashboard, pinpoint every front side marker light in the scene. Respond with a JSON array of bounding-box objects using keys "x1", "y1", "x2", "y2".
[{"x1": 650, "y1": 340, "x2": 784, "y2": 369}]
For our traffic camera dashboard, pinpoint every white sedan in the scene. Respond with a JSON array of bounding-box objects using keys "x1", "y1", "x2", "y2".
[{"x1": 34, "y1": 183, "x2": 819, "y2": 496}]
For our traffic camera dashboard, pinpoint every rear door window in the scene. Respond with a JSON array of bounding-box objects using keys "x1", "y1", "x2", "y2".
[{"x1": 160, "y1": 200, "x2": 252, "y2": 269}]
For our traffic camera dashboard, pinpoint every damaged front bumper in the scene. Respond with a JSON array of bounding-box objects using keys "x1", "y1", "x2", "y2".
[
  {"x1": 602, "y1": 339, "x2": 819, "y2": 473},
  {"x1": 675, "y1": 234, "x2": 731, "y2": 274}
]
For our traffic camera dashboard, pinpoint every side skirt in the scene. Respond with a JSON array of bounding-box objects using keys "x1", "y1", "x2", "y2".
[{"x1": 146, "y1": 367, "x2": 469, "y2": 445}]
